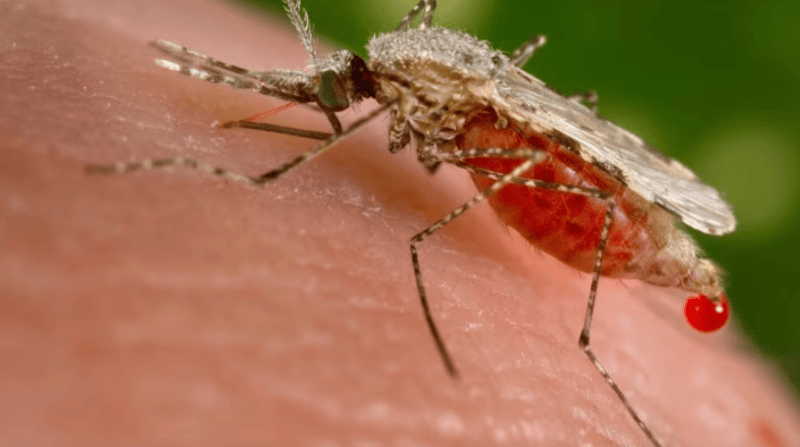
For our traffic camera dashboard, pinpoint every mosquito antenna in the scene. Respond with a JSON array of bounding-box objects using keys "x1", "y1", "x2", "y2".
[{"x1": 284, "y1": 0, "x2": 316, "y2": 63}]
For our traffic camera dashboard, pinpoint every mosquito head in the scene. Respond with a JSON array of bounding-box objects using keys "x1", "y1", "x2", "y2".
[{"x1": 313, "y1": 50, "x2": 376, "y2": 111}]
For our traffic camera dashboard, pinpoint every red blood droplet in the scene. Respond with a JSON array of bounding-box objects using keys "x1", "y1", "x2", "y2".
[{"x1": 684, "y1": 294, "x2": 730, "y2": 332}]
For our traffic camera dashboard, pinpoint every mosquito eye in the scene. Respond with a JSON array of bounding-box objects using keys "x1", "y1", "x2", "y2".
[{"x1": 317, "y1": 70, "x2": 349, "y2": 111}]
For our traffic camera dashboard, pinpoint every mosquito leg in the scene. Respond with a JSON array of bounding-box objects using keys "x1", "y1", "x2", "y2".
[
  {"x1": 417, "y1": 141, "x2": 443, "y2": 173},
  {"x1": 318, "y1": 105, "x2": 344, "y2": 134},
  {"x1": 395, "y1": 0, "x2": 437, "y2": 31},
  {"x1": 412, "y1": 147, "x2": 605, "y2": 377},
  {"x1": 568, "y1": 91, "x2": 599, "y2": 113},
  {"x1": 509, "y1": 35, "x2": 547, "y2": 68},
  {"x1": 86, "y1": 103, "x2": 390, "y2": 186},
  {"x1": 578, "y1": 199, "x2": 663, "y2": 447},
  {"x1": 388, "y1": 109, "x2": 411, "y2": 153},
  {"x1": 441, "y1": 148, "x2": 662, "y2": 445},
  {"x1": 418, "y1": 0, "x2": 437, "y2": 29},
  {"x1": 409, "y1": 150, "x2": 540, "y2": 378},
  {"x1": 444, "y1": 147, "x2": 609, "y2": 201}
]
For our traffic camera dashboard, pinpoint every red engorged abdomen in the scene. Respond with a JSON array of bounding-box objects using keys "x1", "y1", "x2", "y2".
[{"x1": 455, "y1": 109, "x2": 660, "y2": 278}]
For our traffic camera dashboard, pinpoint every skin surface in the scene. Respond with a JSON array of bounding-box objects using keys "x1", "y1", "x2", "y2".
[{"x1": 2, "y1": 0, "x2": 800, "y2": 445}]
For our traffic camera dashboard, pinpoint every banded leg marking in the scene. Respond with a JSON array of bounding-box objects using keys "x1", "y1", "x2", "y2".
[
  {"x1": 578, "y1": 196, "x2": 663, "y2": 447},
  {"x1": 509, "y1": 35, "x2": 547, "y2": 68},
  {"x1": 409, "y1": 149, "x2": 543, "y2": 378},
  {"x1": 388, "y1": 109, "x2": 411, "y2": 153},
  {"x1": 395, "y1": 0, "x2": 437, "y2": 31},
  {"x1": 87, "y1": 103, "x2": 391, "y2": 186},
  {"x1": 423, "y1": 147, "x2": 661, "y2": 445},
  {"x1": 568, "y1": 91, "x2": 599, "y2": 113}
]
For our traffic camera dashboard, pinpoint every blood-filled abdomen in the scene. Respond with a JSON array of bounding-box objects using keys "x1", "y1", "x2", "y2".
[{"x1": 454, "y1": 109, "x2": 664, "y2": 279}]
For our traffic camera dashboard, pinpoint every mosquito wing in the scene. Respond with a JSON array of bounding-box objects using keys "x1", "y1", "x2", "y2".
[{"x1": 491, "y1": 67, "x2": 736, "y2": 236}]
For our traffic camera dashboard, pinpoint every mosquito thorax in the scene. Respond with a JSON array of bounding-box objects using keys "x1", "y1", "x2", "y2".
[
  {"x1": 365, "y1": 27, "x2": 511, "y2": 138},
  {"x1": 313, "y1": 50, "x2": 376, "y2": 111},
  {"x1": 367, "y1": 27, "x2": 509, "y2": 79}
]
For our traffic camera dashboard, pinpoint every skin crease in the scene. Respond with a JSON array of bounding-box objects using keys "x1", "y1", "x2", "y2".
[{"x1": 2, "y1": 0, "x2": 800, "y2": 445}]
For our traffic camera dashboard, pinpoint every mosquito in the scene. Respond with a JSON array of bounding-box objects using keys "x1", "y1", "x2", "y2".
[{"x1": 86, "y1": 1, "x2": 736, "y2": 445}]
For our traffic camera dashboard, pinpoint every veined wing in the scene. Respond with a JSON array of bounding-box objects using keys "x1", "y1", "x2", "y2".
[{"x1": 491, "y1": 67, "x2": 736, "y2": 236}]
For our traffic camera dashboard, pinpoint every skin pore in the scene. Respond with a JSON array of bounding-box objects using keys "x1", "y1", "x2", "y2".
[{"x1": 2, "y1": 0, "x2": 799, "y2": 445}]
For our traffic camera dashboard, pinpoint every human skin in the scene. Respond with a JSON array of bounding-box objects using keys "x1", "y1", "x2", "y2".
[{"x1": 2, "y1": 0, "x2": 799, "y2": 445}]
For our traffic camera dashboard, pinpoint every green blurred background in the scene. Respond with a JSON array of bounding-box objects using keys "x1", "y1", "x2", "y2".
[{"x1": 239, "y1": 0, "x2": 800, "y2": 399}]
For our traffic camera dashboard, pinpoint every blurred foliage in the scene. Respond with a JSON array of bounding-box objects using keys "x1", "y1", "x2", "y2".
[{"x1": 237, "y1": 0, "x2": 800, "y2": 399}]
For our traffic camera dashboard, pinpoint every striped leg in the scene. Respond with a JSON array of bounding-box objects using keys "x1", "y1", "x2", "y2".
[
  {"x1": 86, "y1": 104, "x2": 389, "y2": 186},
  {"x1": 394, "y1": 0, "x2": 437, "y2": 31},
  {"x1": 575, "y1": 198, "x2": 664, "y2": 447},
  {"x1": 509, "y1": 35, "x2": 547, "y2": 68},
  {"x1": 421, "y1": 148, "x2": 662, "y2": 445},
  {"x1": 411, "y1": 147, "x2": 592, "y2": 376},
  {"x1": 388, "y1": 109, "x2": 411, "y2": 153},
  {"x1": 409, "y1": 149, "x2": 541, "y2": 377},
  {"x1": 568, "y1": 91, "x2": 600, "y2": 114},
  {"x1": 416, "y1": 142, "x2": 443, "y2": 173}
]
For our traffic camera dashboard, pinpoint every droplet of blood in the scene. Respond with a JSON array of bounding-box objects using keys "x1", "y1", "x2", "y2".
[{"x1": 684, "y1": 294, "x2": 729, "y2": 332}]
